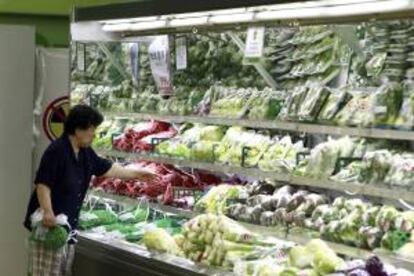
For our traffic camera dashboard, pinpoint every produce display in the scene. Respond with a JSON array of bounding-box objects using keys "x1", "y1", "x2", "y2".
[
  {"x1": 113, "y1": 120, "x2": 177, "y2": 153},
  {"x1": 71, "y1": 15, "x2": 414, "y2": 276},
  {"x1": 175, "y1": 214, "x2": 291, "y2": 268},
  {"x1": 91, "y1": 161, "x2": 221, "y2": 205},
  {"x1": 79, "y1": 197, "x2": 186, "y2": 243},
  {"x1": 273, "y1": 26, "x2": 347, "y2": 90},
  {"x1": 217, "y1": 181, "x2": 414, "y2": 257}
]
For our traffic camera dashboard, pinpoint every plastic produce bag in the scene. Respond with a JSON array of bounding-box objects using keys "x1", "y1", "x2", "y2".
[
  {"x1": 195, "y1": 185, "x2": 247, "y2": 214},
  {"x1": 395, "y1": 80, "x2": 414, "y2": 130},
  {"x1": 335, "y1": 88, "x2": 376, "y2": 127},
  {"x1": 294, "y1": 137, "x2": 356, "y2": 179},
  {"x1": 371, "y1": 82, "x2": 403, "y2": 126},
  {"x1": 247, "y1": 89, "x2": 285, "y2": 120},
  {"x1": 79, "y1": 208, "x2": 118, "y2": 230},
  {"x1": 366, "y1": 52, "x2": 387, "y2": 77},
  {"x1": 384, "y1": 154, "x2": 414, "y2": 188},
  {"x1": 297, "y1": 82, "x2": 330, "y2": 121},
  {"x1": 191, "y1": 141, "x2": 220, "y2": 162},
  {"x1": 258, "y1": 136, "x2": 305, "y2": 173},
  {"x1": 143, "y1": 226, "x2": 184, "y2": 256},
  {"x1": 30, "y1": 209, "x2": 70, "y2": 250},
  {"x1": 318, "y1": 88, "x2": 351, "y2": 122},
  {"x1": 118, "y1": 206, "x2": 149, "y2": 224},
  {"x1": 364, "y1": 150, "x2": 393, "y2": 185}
]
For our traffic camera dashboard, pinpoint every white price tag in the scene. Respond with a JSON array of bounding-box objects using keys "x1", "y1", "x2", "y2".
[
  {"x1": 149, "y1": 35, "x2": 173, "y2": 96},
  {"x1": 244, "y1": 26, "x2": 265, "y2": 60},
  {"x1": 374, "y1": 106, "x2": 387, "y2": 114},
  {"x1": 77, "y1": 43, "x2": 86, "y2": 72},
  {"x1": 175, "y1": 36, "x2": 187, "y2": 70}
]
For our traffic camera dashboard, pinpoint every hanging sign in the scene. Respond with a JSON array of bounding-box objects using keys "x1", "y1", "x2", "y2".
[
  {"x1": 149, "y1": 35, "x2": 173, "y2": 96},
  {"x1": 244, "y1": 26, "x2": 265, "y2": 64},
  {"x1": 175, "y1": 36, "x2": 188, "y2": 70},
  {"x1": 76, "y1": 43, "x2": 86, "y2": 72},
  {"x1": 129, "y1": 42, "x2": 140, "y2": 84}
]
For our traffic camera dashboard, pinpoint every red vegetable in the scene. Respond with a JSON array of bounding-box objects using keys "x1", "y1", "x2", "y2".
[{"x1": 92, "y1": 162, "x2": 221, "y2": 205}]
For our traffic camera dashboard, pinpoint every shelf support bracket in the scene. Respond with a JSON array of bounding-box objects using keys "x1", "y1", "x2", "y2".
[{"x1": 227, "y1": 31, "x2": 279, "y2": 90}]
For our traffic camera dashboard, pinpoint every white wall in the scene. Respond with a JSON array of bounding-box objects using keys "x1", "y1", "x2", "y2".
[
  {"x1": 0, "y1": 25, "x2": 35, "y2": 275},
  {"x1": 33, "y1": 47, "x2": 69, "y2": 171}
]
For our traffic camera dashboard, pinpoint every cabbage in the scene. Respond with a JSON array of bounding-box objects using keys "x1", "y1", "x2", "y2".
[
  {"x1": 43, "y1": 226, "x2": 69, "y2": 250},
  {"x1": 191, "y1": 141, "x2": 220, "y2": 162},
  {"x1": 312, "y1": 249, "x2": 345, "y2": 274},
  {"x1": 200, "y1": 126, "x2": 225, "y2": 141},
  {"x1": 143, "y1": 227, "x2": 184, "y2": 256},
  {"x1": 288, "y1": 245, "x2": 312, "y2": 268},
  {"x1": 253, "y1": 261, "x2": 284, "y2": 276},
  {"x1": 195, "y1": 185, "x2": 246, "y2": 214},
  {"x1": 305, "y1": 239, "x2": 332, "y2": 254}
]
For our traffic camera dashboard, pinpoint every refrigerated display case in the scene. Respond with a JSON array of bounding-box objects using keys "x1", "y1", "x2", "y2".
[{"x1": 71, "y1": 0, "x2": 414, "y2": 275}]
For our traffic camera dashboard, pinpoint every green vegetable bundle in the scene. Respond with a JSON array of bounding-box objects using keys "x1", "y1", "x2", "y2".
[{"x1": 79, "y1": 210, "x2": 118, "y2": 230}]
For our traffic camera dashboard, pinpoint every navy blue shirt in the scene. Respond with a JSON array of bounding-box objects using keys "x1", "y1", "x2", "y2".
[{"x1": 24, "y1": 134, "x2": 112, "y2": 231}]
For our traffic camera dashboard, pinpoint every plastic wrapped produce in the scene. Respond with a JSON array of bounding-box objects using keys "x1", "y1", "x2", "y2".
[
  {"x1": 372, "y1": 82, "x2": 403, "y2": 126},
  {"x1": 384, "y1": 154, "x2": 414, "y2": 189},
  {"x1": 335, "y1": 88, "x2": 376, "y2": 127},
  {"x1": 359, "y1": 226, "x2": 384, "y2": 249},
  {"x1": 259, "y1": 211, "x2": 274, "y2": 227},
  {"x1": 376, "y1": 206, "x2": 399, "y2": 232},
  {"x1": 118, "y1": 207, "x2": 148, "y2": 224},
  {"x1": 297, "y1": 82, "x2": 330, "y2": 121},
  {"x1": 295, "y1": 137, "x2": 357, "y2": 179},
  {"x1": 216, "y1": 127, "x2": 272, "y2": 167},
  {"x1": 318, "y1": 88, "x2": 351, "y2": 122},
  {"x1": 258, "y1": 136, "x2": 305, "y2": 173},
  {"x1": 394, "y1": 211, "x2": 414, "y2": 232},
  {"x1": 246, "y1": 89, "x2": 285, "y2": 120},
  {"x1": 195, "y1": 185, "x2": 247, "y2": 214},
  {"x1": 143, "y1": 227, "x2": 184, "y2": 256},
  {"x1": 395, "y1": 80, "x2": 414, "y2": 129},
  {"x1": 79, "y1": 209, "x2": 118, "y2": 230}
]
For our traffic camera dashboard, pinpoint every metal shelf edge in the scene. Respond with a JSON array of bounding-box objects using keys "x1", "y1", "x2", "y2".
[
  {"x1": 97, "y1": 149, "x2": 414, "y2": 203},
  {"x1": 88, "y1": 190, "x2": 414, "y2": 271},
  {"x1": 103, "y1": 112, "x2": 414, "y2": 141}
]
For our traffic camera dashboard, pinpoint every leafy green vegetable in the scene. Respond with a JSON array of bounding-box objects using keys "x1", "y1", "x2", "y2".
[{"x1": 143, "y1": 227, "x2": 184, "y2": 256}]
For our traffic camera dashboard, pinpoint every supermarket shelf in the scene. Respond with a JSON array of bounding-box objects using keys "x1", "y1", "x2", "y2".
[
  {"x1": 88, "y1": 189, "x2": 196, "y2": 219},
  {"x1": 89, "y1": 190, "x2": 414, "y2": 271},
  {"x1": 103, "y1": 112, "x2": 414, "y2": 141},
  {"x1": 97, "y1": 149, "x2": 414, "y2": 204},
  {"x1": 240, "y1": 223, "x2": 414, "y2": 271},
  {"x1": 77, "y1": 233, "x2": 232, "y2": 276}
]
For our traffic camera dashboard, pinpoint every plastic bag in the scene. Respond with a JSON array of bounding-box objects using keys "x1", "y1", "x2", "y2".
[
  {"x1": 318, "y1": 88, "x2": 351, "y2": 122},
  {"x1": 143, "y1": 226, "x2": 184, "y2": 256},
  {"x1": 30, "y1": 209, "x2": 70, "y2": 249},
  {"x1": 297, "y1": 82, "x2": 330, "y2": 121}
]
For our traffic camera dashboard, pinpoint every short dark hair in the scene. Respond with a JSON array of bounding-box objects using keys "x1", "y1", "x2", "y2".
[{"x1": 64, "y1": 105, "x2": 104, "y2": 135}]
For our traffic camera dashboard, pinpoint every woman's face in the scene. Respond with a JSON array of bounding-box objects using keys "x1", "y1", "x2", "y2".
[{"x1": 75, "y1": 126, "x2": 96, "y2": 147}]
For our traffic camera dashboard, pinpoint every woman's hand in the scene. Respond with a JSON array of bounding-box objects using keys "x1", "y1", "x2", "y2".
[{"x1": 42, "y1": 210, "x2": 57, "y2": 228}]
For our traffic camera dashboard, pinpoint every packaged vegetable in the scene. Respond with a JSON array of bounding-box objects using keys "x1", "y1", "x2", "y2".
[{"x1": 143, "y1": 227, "x2": 184, "y2": 256}]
